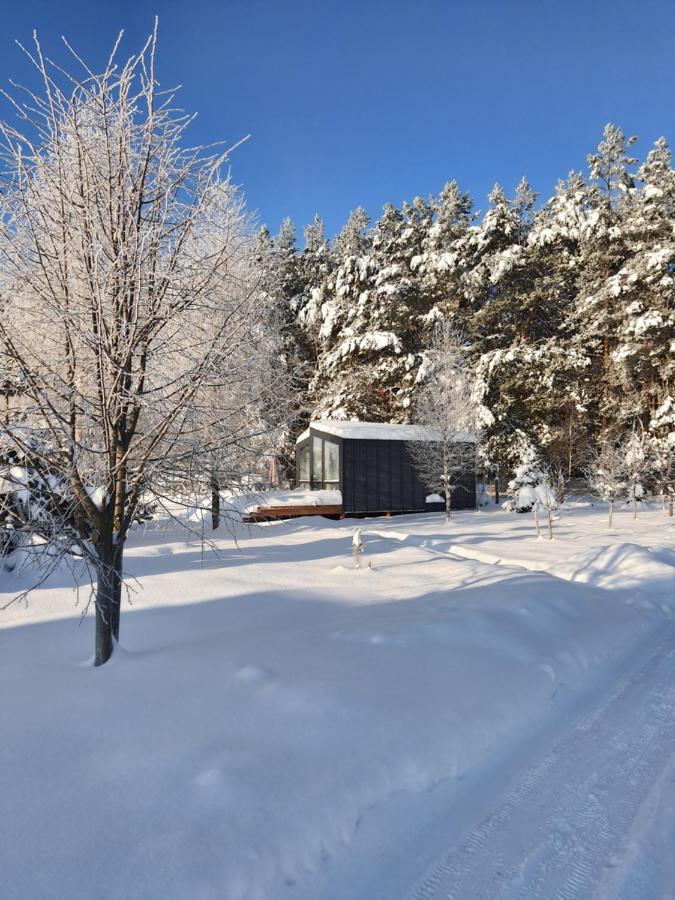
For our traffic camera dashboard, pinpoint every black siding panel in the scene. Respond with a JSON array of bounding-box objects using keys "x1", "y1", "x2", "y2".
[
  {"x1": 390, "y1": 444, "x2": 402, "y2": 511},
  {"x1": 350, "y1": 439, "x2": 368, "y2": 513},
  {"x1": 318, "y1": 432, "x2": 476, "y2": 516}
]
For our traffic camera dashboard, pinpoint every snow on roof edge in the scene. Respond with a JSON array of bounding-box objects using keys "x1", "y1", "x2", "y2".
[{"x1": 296, "y1": 420, "x2": 476, "y2": 443}]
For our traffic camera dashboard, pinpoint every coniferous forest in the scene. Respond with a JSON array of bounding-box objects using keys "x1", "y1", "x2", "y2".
[{"x1": 258, "y1": 125, "x2": 674, "y2": 478}]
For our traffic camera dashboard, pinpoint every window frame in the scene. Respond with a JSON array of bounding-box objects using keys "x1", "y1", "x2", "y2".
[
  {"x1": 302, "y1": 433, "x2": 340, "y2": 491},
  {"x1": 297, "y1": 442, "x2": 311, "y2": 488}
]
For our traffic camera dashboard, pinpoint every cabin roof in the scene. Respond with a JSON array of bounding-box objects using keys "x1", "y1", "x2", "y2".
[{"x1": 296, "y1": 420, "x2": 475, "y2": 444}]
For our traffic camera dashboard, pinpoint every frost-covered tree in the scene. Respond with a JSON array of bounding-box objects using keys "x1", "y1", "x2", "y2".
[
  {"x1": 584, "y1": 439, "x2": 627, "y2": 529},
  {"x1": 535, "y1": 465, "x2": 559, "y2": 540},
  {"x1": 623, "y1": 427, "x2": 651, "y2": 518},
  {"x1": 409, "y1": 321, "x2": 478, "y2": 520},
  {"x1": 165, "y1": 206, "x2": 292, "y2": 531},
  {"x1": 0, "y1": 28, "x2": 272, "y2": 665}
]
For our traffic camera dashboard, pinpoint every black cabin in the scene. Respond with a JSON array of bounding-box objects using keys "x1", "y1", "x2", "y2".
[{"x1": 295, "y1": 421, "x2": 476, "y2": 516}]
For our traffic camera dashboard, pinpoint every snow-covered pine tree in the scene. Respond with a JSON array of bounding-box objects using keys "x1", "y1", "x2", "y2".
[
  {"x1": 252, "y1": 217, "x2": 320, "y2": 474},
  {"x1": 606, "y1": 138, "x2": 675, "y2": 432},
  {"x1": 471, "y1": 178, "x2": 594, "y2": 472},
  {"x1": 571, "y1": 125, "x2": 640, "y2": 435},
  {"x1": 524, "y1": 172, "x2": 596, "y2": 473},
  {"x1": 333, "y1": 207, "x2": 371, "y2": 258},
  {"x1": 459, "y1": 180, "x2": 568, "y2": 469},
  {"x1": 648, "y1": 396, "x2": 675, "y2": 515},
  {"x1": 411, "y1": 180, "x2": 475, "y2": 338},
  {"x1": 295, "y1": 214, "x2": 335, "y2": 354},
  {"x1": 505, "y1": 442, "x2": 558, "y2": 538},
  {"x1": 504, "y1": 442, "x2": 549, "y2": 514},
  {"x1": 309, "y1": 200, "x2": 428, "y2": 421}
]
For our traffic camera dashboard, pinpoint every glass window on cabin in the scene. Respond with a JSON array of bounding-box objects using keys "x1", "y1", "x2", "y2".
[
  {"x1": 312, "y1": 436, "x2": 323, "y2": 486},
  {"x1": 298, "y1": 444, "x2": 310, "y2": 486},
  {"x1": 324, "y1": 440, "x2": 340, "y2": 485}
]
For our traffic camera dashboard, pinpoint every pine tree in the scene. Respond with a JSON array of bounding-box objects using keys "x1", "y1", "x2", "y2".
[
  {"x1": 411, "y1": 180, "x2": 474, "y2": 326},
  {"x1": 334, "y1": 207, "x2": 371, "y2": 257},
  {"x1": 310, "y1": 200, "x2": 428, "y2": 421},
  {"x1": 607, "y1": 138, "x2": 675, "y2": 428},
  {"x1": 571, "y1": 125, "x2": 640, "y2": 431},
  {"x1": 504, "y1": 443, "x2": 550, "y2": 514}
]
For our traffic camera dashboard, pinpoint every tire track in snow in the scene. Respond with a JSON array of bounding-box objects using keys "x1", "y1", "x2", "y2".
[{"x1": 405, "y1": 626, "x2": 675, "y2": 900}]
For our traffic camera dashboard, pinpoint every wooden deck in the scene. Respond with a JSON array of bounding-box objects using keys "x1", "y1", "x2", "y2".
[{"x1": 244, "y1": 504, "x2": 343, "y2": 523}]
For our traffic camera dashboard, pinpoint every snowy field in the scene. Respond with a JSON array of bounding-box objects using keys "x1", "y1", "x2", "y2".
[{"x1": 1, "y1": 503, "x2": 674, "y2": 900}]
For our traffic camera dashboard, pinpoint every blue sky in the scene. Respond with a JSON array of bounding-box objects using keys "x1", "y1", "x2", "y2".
[{"x1": 1, "y1": 0, "x2": 673, "y2": 239}]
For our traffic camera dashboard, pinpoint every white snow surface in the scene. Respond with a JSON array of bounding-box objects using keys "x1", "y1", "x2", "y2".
[
  {"x1": 245, "y1": 487, "x2": 342, "y2": 511},
  {"x1": 1, "y1": 504, "x2": 674, "y2": 900},
  {"x1": 299, "y1": 419, "x2": 475, "y2": 442}
]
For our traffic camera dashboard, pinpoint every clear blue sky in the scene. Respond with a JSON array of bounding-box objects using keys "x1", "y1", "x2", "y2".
[{"x1": 1, "y1": 0, "x2": 673, "y2": 239}]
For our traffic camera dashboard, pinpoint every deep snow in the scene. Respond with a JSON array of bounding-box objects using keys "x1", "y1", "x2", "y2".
[{"x1": 1, "y1": 503, "x2": 673, "y2": 899}]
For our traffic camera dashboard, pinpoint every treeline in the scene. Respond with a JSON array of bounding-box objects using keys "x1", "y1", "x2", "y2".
[{"x1": 258, "y1": 125, "x2": 674, "y2": 477}]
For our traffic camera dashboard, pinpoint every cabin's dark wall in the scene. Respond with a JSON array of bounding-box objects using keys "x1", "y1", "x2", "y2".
[
  {"x1": 448, "y1": 463, "x2": 476, "y2": 511},
  {"x1": 341, "y1": 438, "x2": 475, "y2": 515},
  {"x1": 295, "y1": 431, "x2": 476, "y2": 515}
]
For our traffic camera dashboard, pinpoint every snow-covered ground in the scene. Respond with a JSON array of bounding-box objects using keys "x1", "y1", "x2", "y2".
[{"x1": 1, "y1": 503, "x2": 673, "y2": 899}]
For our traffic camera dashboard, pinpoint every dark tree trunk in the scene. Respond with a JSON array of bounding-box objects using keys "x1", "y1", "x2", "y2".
[
  {"x1": 211, "y1": 481, "x2": 220, "y2": 531},
  {"x1": 443, "y1": 453, "x2": 450, "y2": 521},
  {"x1": 111, "y1": 546, "x2": 123, "y2": 642},
  {"x1": 95, "y1": 543, "x2": 123, "y2": 666}
]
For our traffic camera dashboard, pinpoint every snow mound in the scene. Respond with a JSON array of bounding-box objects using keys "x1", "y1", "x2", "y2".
[
  {"x1": 552, "y1": 543, "x2": 675, "y2": 598},
  {"x1": 446, "y1": 541, "x2": 674, "y2": 606}
]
